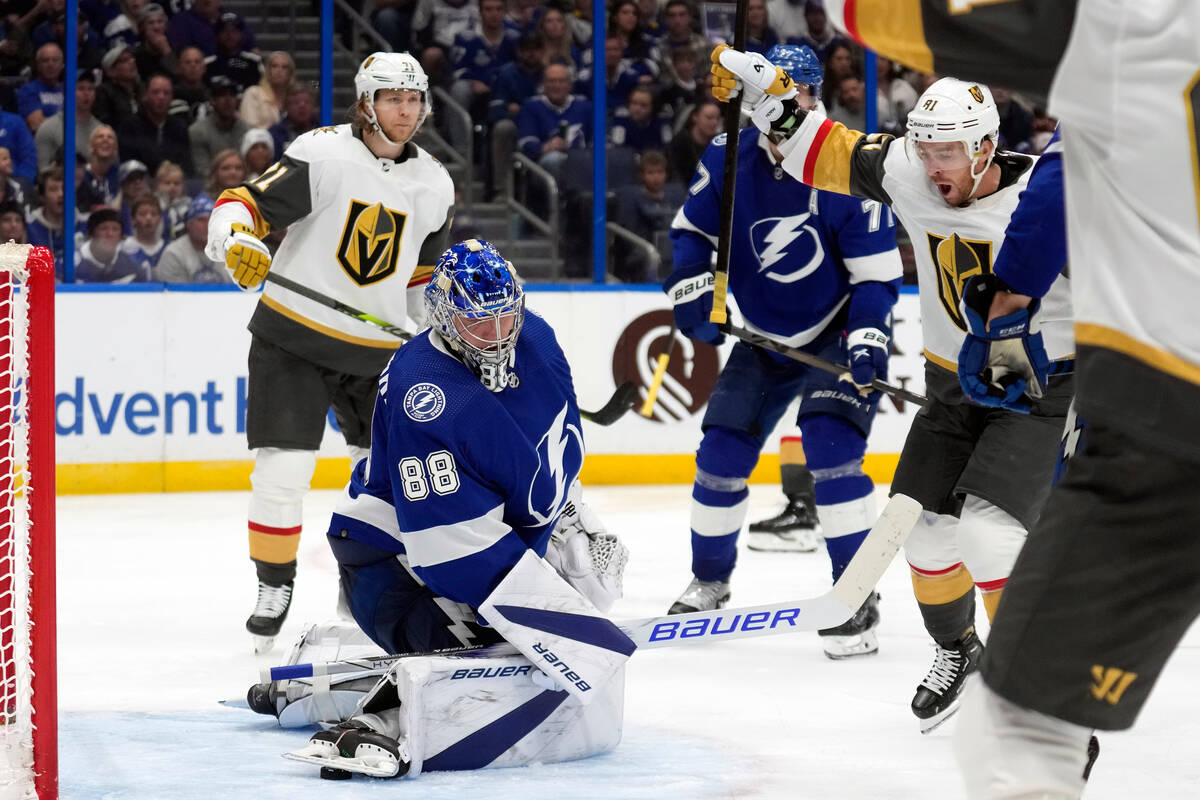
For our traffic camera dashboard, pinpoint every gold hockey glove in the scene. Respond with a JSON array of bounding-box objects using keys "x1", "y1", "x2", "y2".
[{"x1": 225, "y1": 223, "x2": 272, "y2": 289}]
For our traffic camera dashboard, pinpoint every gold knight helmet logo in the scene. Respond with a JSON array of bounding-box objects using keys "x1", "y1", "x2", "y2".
[
  {"x1": 926, "y1": 232, "x2": 993, "y2": 330},
  {"x1": 968, "y1": 85, "x2": 985, "y2": 104},
  {"x1": 337, "y1": 199, "x2": 408, "y2": 285}
]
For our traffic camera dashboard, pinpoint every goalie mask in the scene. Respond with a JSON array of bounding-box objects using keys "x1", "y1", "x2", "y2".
[
  {"x1": 426, "y1": 239, "x2": 525, "y2": 392},
  {"x1": 764, "y1": 44, "x2": 823, "y2": 109},
  {"x1": 355, "y1": 51, "x2": 431, "y2": 146},
  {"x1": 905, "y1": 77, "x2": 1000, "y2": 201}
]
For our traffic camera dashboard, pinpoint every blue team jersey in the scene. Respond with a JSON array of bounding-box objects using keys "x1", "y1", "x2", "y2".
[
  {"x1": 670, "y1": 129, "x2": 902, "y2": 346},
  {"x1": 452, "y1": 27, "x2": 521, "y2": 84},
  {"x1": 992, "y1": 127, "x2": 1066, "y2": 299},
  {"x1": 328, "y1": 311, "x2": 584, "y2": 611},
  {"x1": 516, "y1": 95, "x2": 593, "y2": 158}
]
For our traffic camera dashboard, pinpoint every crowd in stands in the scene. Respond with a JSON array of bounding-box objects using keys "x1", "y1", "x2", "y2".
[{"x1": 2, "y1": 0, "x2": 1056, "y2": 283}]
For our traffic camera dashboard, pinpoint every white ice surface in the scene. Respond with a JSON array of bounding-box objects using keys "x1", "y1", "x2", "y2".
[{"x1": 56, "y1": 485, "x2": 1200, "y2": 799}]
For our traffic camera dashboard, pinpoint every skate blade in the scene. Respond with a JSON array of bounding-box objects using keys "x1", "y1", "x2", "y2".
[
  {"x1": 747, "y1": 531, "x2": 819, "y2": 553},
  {"x1": 252, "y1": 634, "x2": 277, "y2": 654},
  {"x1": 821, "y1": 630, "x2": 879, "y2": 660},
  {"x1": 283, "y1": 742, "x2": 401, "y2": 778},
  {"x1": 917, "y1": 698, "x2": 962, "y2": 734}
]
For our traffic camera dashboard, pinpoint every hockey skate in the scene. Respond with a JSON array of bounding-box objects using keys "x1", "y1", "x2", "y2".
[
  {"x1": 817, "y1": 591, "x2": 880, "y2": 659},
  {"x1": 246, "y1": 580, "x2": 293, "y2": 653},
  {"x1": 283, "y1": 719, "x2": 410, "y2": 779},
  {"x1": 747, "y1": 496, "x2": 820, "y2": 552},
  {"x1": 911, "y1": 630, "x2": 984, "y2": 733},
  {"x1": 668, "y1": 577, "x2": 731, "y2": 614}
]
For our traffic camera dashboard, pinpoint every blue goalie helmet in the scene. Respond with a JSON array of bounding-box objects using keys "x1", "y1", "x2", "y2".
[
  {"x1": 426, "y1": 238, "x2": 525, "y2": 392},
  {"x1": 765, "y1": 44, "x2": 823, "y2": 97}
]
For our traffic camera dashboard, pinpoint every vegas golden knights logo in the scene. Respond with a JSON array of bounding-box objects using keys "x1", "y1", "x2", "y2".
[
  {"x1": 926, "y1": 232, "x2": 993, "y2": 330},
  {"x1": 968, "y1": 85, "x2": 985, "y2": 104},
  {"x1": 337, "y1": 200, "x2": 408, "y2": 285}
]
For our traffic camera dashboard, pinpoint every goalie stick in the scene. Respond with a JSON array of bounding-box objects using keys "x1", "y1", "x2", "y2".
[
  {"x1": 264, "y1": 494, "x2": 922, "y2": 683},
  {"x1": 262, "y1": 271, "x2": 637, "y2": 425},
  {"x1": 724, "y1": 323, "x2": 928, "y2": 406}
]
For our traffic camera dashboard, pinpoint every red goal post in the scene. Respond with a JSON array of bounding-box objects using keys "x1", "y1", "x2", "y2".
[{"x1": 0, "y1": 244, "x2": 57, "y2": 799}]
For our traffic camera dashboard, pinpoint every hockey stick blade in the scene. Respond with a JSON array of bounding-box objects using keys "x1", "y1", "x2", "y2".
[
  {"x1": 265, "y1": 495, "x2": 922, "y2": 683},
  {"x1": 725, "y1": 324, "x2": 927, "y2": 406},
  {"x1": 579, "y1": 381, "x2": 638, "y2": 426}
]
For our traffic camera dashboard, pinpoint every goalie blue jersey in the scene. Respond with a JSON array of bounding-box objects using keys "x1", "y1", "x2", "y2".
[
  {"x1": 670, "y1": 129, "x2": 902, "y2": 346},
  {"x1": 327, "y1": 311, "x2": 584, "y2": 610}
]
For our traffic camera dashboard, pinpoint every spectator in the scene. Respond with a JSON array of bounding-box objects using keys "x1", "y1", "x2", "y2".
[
  {"x1": 609, "y1": 0, "x2": 656, "y2": 60},
  {"x1": 118, "y1": 73, "x2": 194, "y2": 175},
  {"x1": 203, "y1": 147, "x2": 243, "y2": 199},
  {"x1": 537, "y1": 6, "x2": 583, "y2": 71},
  {"x1": 133, "y1": 3, "x2": 177, "y2": 79},
  {"x1": 205, "y1": 13, "x2": 262, "y2": 93},
  {"x1": 516, "y1": 60, "x2": 592, "y2": 176},
  {"x1": 609, "y1": 85, "x2": 671, "y2": 154},
  {"x1": 76, "y1": 124, "x2": 121, "y2": 212},
  {"x1": 745, "y1": 0, "x2": 779, "y2": 54},
  {"x1": 89, "y1": 0, "x2": 140, "y2": 48},
  {"x1": 994, "y1": 87, "x2": 1035, "y2": 151},
  {"x1": 0, "y1": 106, "x2": 36, "y2": 183},
  {"x1": 768, "y1": 0, "x2": 809, "y2": 43},
  {"x1": 166, "y1": 0, "x2": 256, "y2": 57},
  {"x1": 411, "y1": 0, "x2": 479, "y2": 84},
  {"x1": 370, "y1": 0, "x2": 418, "y2": 53},
  {"x1": 488, "y1": 31, "x2": 543, "y2": 123},
  {"x1": 875, "y1": 55, "x2": 918, "y2": 136},
  {"x1": 0, "y1": 148, "x2": 27, "y2": 215},
  {"x1": 27, "y1": 167, "x2": 68, "y2": 277},
  {"x1": 613, "y1": 150, "x2": 684, "y2": 282},
  {"x1": 155, "y1": 159, "x2": 189, "y2": 239},
  {"x1": 658, "y1": 46, "x2": 700, "y2": 116},
  {"x1": 0, "y1": 199, "x2": 26, "y2": 244},
  {"x1": 154, "y1": 193, "x2": 228, "y2": 282},
  {"x1": 119, "y1": 193, "x2": 166, "y2": 269},
  {"x1": 172, "y1": 46, "x2": 208, "y2": 120},
  {"x1": 268, "y1": 82, "x2": 317, "y2": 158},
  {"x1": 567, "y1": 0, "x2": 592, "y2": 48},
  {"x1": 36, "y1": 69, "x2": 102, "y2": 171},
  {"x1": 821, "y1": 41, "x2": 856, "y2": 106},
  {"x1": 636, "y1": 0, "x2": 663, "y2": 39},
  {"x1": 0, "y1": 15, "x2": 32, "y2": 78},
  {"x1": 238, "y1": 50, "x2": 292, "y2": 129},
  {"x1": 658, "y1": 0, "x2": 709, "y2": 81},
  {"x1": 450, "y1": 0, "x2": 520, "y2": 128},
  {"x1": 666, "y1": 98, "x2": 719, "y2": 182},
  {"x1": 826, "y1": 74, "x2": 866, "y2": 131},
  {"x1": 798, "y1": 0, "x2": 849, "y2": 65},
  {"x1": 506, "y1": 0, "x2": 541, "y2": 34},
  {"x1": 115, "y1": 158, "x2": 152, "y2": 232},
  {"x1": 188, "y1": 75, "x2": 247, "y2": 176},
  {"x1": 75, "y1": 206, "x2": 149, "y2": 283},
  {"x1": 578, "y1": 35, "x2": 655, "y2": 109},
  {"x1": 31, "y1": 9, "x2": 105, "y2": 71},
  {"x1": 239, "y1": 127, "x2": 273, "y2": 180},
  {"x1": 17, "y1": 42, "x2": 64, "y2": 133},
  {"x1": 93, "y1": 42, "x2": 141, "y2": 128}
]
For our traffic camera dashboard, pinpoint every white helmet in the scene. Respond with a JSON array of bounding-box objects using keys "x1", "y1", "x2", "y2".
[
  {"x1": 906, "y1": 77, "x2": 1000, "y2": 200},
  {"x1": 354, "y1": 51, "x2": 431, "y2": 145}
]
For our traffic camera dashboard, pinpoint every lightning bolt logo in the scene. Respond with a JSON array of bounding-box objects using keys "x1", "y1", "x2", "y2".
[
  {"x1": 527, "y1": 402, "x2": 583, "y2": 526},
  {"x1": 751, "y1": 213, "x2": 825, "y2": 283},
  {"x1": 402, "y1": 382, "x2": 447, "y2": 422}
]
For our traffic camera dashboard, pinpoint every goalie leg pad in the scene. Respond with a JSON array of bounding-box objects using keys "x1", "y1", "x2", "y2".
[{"x1": 380, "y1": 652, "x2": 625, "y2": 777}]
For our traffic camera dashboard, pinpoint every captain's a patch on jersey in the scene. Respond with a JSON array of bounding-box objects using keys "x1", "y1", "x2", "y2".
[{"x1": 403, "y1": 383, "x2": 446, "y2": 422}]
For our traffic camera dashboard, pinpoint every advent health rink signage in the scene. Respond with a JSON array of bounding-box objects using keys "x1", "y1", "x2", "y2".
[{"x1": 54, "y1": 287, "x2": 924, "y2": 492}]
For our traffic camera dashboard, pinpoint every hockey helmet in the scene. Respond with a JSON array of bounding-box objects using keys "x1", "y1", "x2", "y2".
[
  {"x1": 354, "y1": 51, "x2": 431, "y2": 144},
  {"x1": 765, "y1": 44, "x2": 823, "y2": 98},
  {"x1": 906, "y1": 77, "x2": 1000, "y2": 197},
  {"x1": 426, "y1": 239, "x2": 526, "y2": 392}
]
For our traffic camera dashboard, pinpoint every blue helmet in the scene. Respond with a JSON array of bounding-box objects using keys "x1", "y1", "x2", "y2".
[
  {"x1": 425, "y1": 238, "x2": 525, "y2": 392},
  {"x1": 765, "y1": 44, "x2": 823, "y2": 96}
]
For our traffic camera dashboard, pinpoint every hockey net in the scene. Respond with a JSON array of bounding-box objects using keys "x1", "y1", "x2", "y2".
[{"x1": 0, "y1": 244, "x2": 56, "y2": 799}]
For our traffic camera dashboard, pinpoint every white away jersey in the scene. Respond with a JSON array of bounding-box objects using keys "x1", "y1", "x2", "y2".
[
  {"x1": 778, "y1": 116, "x2": 1075, "y2": 372},
  {"x1": 219, "y1": 124, "x2": 454, "y2": 357}
]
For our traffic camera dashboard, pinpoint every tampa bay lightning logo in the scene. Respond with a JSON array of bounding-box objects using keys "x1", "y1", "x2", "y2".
[
  {"x1": 402, "y1": 382, "x2": 446, "y2": 422},
  {"x1": 526, "y1": 402, "x2": 584, "y2": 526},
  {"x1": 749, "y1": 212, "x2": 825, "y2": 283}
]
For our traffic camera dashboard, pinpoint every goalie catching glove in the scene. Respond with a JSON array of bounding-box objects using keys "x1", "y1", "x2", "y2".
[
  {"x1": 957, "y1": 273, "x2": 1050, "y2": 413},
  {"x1": 545, "y1": 479, "x2": 628, "y2": 613},
  {"x1": 222, "y1": 222, "x2": 273, "y2": 289}
]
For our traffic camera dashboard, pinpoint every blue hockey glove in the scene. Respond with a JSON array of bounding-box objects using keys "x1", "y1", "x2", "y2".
[
  {"x1": 663, "y1": 265, "x2": 724, "y2": 345},
  {"x1": 846, "y1": 327, "x2": 889, "y2": 390},
  {"x1": 957, "y1": 273, "x2": 1050, "y2": 414}
]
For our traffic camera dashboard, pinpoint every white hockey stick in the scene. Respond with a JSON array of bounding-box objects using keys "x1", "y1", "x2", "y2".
[{"x1": 264, "y1": 494, "x2": 922, "y2": 683}]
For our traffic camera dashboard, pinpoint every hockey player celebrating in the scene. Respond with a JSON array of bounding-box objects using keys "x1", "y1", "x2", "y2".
[
  {"x1": 710, "y1": 47, "x2": 1076, "y2": 730},
  {"x1": 205, "y1": 52, "x2": 455, "y2": 652},
  {"x1": 269, "y1": 239, "x2": 631, "y2": 779},
  {"x1": 663, "y1": 44, "x2": 903, "y2": 660}
]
